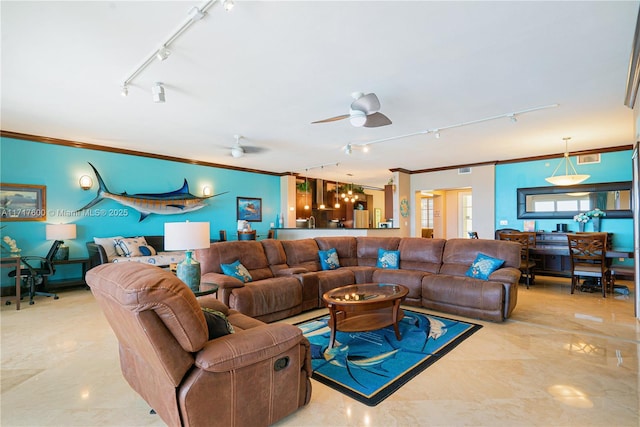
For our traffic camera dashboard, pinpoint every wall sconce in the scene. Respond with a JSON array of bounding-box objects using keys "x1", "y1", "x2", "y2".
[
  {"x1": 79, "y1": 175, "x2": 93, "y2": 190},
  {"x1": 202, "y1": 186, "x2": 212, "y2": 197}
]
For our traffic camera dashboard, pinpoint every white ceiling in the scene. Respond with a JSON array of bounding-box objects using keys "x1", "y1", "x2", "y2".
[{"x1": 2, "y1": 1, "x2": 638, "y2": 188}]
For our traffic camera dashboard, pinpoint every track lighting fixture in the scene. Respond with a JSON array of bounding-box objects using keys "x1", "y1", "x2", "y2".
[
  {"x1": 223, "y1": 0, "x2": 235, "y2": 11},
  {"x1": 156, "y1": 46, "x2": 171, "y2": 61},
  {"x1": 345, "y1": 144, "x2": 353, "y2": 155},
  {"x1": 120, "y1": 85, "x2": 128, "y2": 97},
  {"x1": 152, "y1": 82, "x2": 165, "y2": 103},
  {"x1": 188, "y1": 6, "x2": 206, "y2": 21},
  {"x1": 352, "y1": 103, "x2": 559, "y2": 150}
]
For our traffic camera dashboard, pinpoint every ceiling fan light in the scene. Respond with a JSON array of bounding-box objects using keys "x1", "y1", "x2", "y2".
[
  {"x1": 349, "y1": 110, "x2": 367, "y2": 127},
  {"x1": 231, "y1": 145, "x2": 244, "y2": 158}
]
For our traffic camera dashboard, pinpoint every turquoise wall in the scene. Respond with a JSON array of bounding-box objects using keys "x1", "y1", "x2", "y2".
[
  {"x1": 495, "y1": 150, "x2": 634, "y2": 250},
  {"x1": 1, "y1": 137, "x2": 281, "y2": 284}
]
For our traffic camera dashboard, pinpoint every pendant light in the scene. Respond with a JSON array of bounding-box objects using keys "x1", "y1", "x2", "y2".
[
  {"x1": 545, "y1": 137, "x2": 590, "y2": 186},
  {"x1": 334, "y1": 179, "x2": 340, "y2": 209},
  {"x1": 303, "y1": 175, "x2": 310, "y2": 210}
]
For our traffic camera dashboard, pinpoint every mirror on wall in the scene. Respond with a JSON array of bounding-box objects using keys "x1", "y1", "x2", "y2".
[{"x1": 517, "y1": 181, "x2": 632, "y2": 219}]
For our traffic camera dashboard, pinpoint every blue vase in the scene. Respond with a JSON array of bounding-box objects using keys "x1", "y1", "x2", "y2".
[{"x1": 592, "y1": 217, "x2": 601, "y2": 232}]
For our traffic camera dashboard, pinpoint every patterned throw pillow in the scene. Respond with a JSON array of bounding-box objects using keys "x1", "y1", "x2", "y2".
[
  {"x1": 114, "y1": 237, "x2": 156, "y2": 257},
  {"x1": 94, "y1": 236, "x2": 124, "y2": 259},
  {"x1": 221, "y1": 260, "x2": 253, "y2": 283},
  {"x1": 318, "y1": 248, "x2": 340, "y2": 270},
  {"x1": 376, "y1": 249, "x2": 400, "y2": 269},
  {"x1": 465, "y1": 253, "x2": 505, "y2": 281},
  {"x1": 201, "y1": 307, "x2": 235, "y2": 339}
]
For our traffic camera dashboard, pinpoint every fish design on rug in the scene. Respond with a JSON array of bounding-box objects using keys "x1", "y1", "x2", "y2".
[{"x1": 77, "y1": 163, "x2": 227, "y2": 221}]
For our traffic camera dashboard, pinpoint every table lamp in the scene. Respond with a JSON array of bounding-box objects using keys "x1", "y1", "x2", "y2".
[
  {"x1": 45, "y1": 223, "x2": 77, "y2": 260},
  {"x1": 164, "y1": 221, "x2": 210, "y2": 292}
]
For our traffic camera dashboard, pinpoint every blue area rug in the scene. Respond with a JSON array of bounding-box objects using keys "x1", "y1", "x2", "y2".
[{"x1": 298, "y1": 309, "x2": 482, "y2": 406}]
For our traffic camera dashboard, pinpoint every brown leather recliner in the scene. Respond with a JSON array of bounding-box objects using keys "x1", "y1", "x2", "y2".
[{"x1": 86, "y1": 263, "x2": 312, "y2": 427}]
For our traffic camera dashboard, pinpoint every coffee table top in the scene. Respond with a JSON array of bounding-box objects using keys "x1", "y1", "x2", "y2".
[{"x1": 324, "y1": 283, "x2": 408, "y2": 304}]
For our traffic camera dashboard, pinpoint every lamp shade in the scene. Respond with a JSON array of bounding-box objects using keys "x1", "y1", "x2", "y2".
[
  {"x1": 164, "y1": 221, "x2": 210, "y2": 250},
  {"x1": 45, "y1": 224, "x2": 77, "y2": 240}
]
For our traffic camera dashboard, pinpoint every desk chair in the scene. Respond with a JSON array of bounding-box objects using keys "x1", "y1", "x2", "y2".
[
  {"x1": 9, "y1": 240, "x2": 62, "y2": 305},
  {"x1": 237, "y1": 230, "x2": 257, "y2": 240},
  {"x1": 567, "y1": 233, "x2": 610, "y2": 297},
  {"x1": 498, "y1": 232, "x2": 536, "y2": 288}
]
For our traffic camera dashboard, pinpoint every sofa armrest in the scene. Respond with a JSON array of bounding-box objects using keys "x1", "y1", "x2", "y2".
[
  {"x1": 86, "y1": 242, "x2": 108, "y2": 269},
  {"x1": 195, "y1": 323, "x2": 304, "y2": 372},
  {"x1": 488, "y1": 267, "x2": 521, "y2": 284},
  {"x1": 201, "y1": 272, "x2": 245, "y2": 289}
]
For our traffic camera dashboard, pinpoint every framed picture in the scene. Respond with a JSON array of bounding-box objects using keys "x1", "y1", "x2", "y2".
[
  {"x1": 577, "y1": 153, "x2": 600, "y2": 165},
  {"x1": 0, "y1": 183, "x2": 47, "y2": 221},
  {"x1": 237, "y1": 197, "x2": 262, "y2": 222}
]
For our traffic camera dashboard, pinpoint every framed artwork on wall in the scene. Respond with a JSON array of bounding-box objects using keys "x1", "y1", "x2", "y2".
[
  {"x1": 0, "y1": 183, "x2": 47, "y2": 221},
  {"x1": 237, "y1": 197, "x2": 262, "y2": 222}
]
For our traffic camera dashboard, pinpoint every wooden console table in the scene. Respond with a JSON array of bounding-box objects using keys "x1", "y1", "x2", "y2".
[
  {"x1": 43, "y1": 257, "x2": 90, "y2": 290},
  {"x1": 1, "y1": 257, "x2": 21, "y2": 310},
  {"x1": 528, "y1": 232, "x2": 632, "y2": 277}
]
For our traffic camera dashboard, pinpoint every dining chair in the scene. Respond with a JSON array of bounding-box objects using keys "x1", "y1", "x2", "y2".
[
  {"x1": 567, "y1": 233, "x2": 611, "y2": 297},
  {"x1": 497, "y1": 232, "x2": 536, "y2": 288},
  {"x1": 237, "y1": 230, "x2": 257, "y2": 240}
]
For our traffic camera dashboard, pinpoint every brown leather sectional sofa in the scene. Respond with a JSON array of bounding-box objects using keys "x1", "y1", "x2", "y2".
[{"x1": 195, "y1": 236, "x2": 522, "y2": 323}]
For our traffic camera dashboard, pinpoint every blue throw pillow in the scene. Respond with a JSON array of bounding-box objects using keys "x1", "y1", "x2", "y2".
[
  {"x1": 376, "y1": 249, "x2": 400, "y2": 269},
  {"x1": 318, "y1": 248, "x2": 340, "y2": 270},
  {"x1": 220, "y1": 260, "x2": 253, "y2": 283},
  {"x1": 465, "y1": 253, "x2": 505, "y2": 281}
]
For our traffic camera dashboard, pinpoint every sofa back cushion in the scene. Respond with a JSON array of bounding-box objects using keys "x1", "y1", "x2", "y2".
[
  {"x1": 356, "y1": 237, "x2": 401, "y2": 267},
  {"x1": 398, "y1": 237, "x2": 445, "y2": 273},
  {"x1": 440, "y1": 238, "x2": 520, "y2": 277},
  {"x1": 281, "y1": 239, "x2": 322, "y2": 272},
  {"x1": 195, "y1": 241, "x2": 274, "y2": 281},
  {"x1": 315, "y1": 236, "x2": 358, "y2": 267},
  {"x1": 260, "y1": 239, "x2": 290, "y2": 274}
]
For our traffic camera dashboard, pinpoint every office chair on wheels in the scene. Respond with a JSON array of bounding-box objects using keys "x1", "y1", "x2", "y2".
[{"x1": 9, "y1": 240, "x2": 62, "y2": 305}]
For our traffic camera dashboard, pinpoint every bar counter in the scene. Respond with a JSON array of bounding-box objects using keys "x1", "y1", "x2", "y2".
[{"x1": 272, "y1": 227, "x2": 401, "y2": 240}]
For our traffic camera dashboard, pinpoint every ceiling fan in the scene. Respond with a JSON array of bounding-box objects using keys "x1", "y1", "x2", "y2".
[
  {"x1": 311, "y1": 92, "x2": 392, "y2": 128},
  {"x1": 228, "y1": 135, "x2": 267, "y2": 158}
]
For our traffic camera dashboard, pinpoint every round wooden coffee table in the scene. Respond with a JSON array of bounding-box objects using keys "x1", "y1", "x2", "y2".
[{"x1": 322, "y1": 283, "x2": 409, "y2": 349}]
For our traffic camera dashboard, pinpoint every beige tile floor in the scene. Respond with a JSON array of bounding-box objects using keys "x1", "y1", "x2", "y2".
[{"x1": 1, "y1": 276, "x2": 638, "y2": 427}]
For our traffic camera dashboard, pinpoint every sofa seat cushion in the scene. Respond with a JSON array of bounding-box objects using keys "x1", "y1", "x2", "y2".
[
  {"x1": 371, "y1": 268, "x2": 428, "y2": 305},
  {"x1": 228, "y1": 276, "x2": 302, "y2": 321},
  {"x1": 422, "y1": 274, "x2": 505, "y2": 321},
  {"x1": 312, "y1": 269, "x2": 357, "y2": 296}
]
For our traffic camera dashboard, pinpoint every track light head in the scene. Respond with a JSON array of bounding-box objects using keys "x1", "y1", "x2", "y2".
[
  {"x1": 344, "y1": 144, "x2": 352, "y2": 155},
  {"x1": 509, "y1": 114, "x2": 517, "y2": 123},
  {"x1": 156, "y1": 46, "x2": 171, "y2": 61},
  {"x1": 152, "y1": 82, "x2": 165, "y2": 103},
  {"x1": 434, "y1": 130, "x2": 441, "y2": 139},
  {"x1": 223, "y1": 0, "x2": 235, "y2": 11},
  {"x1": 121, "y1": 85, "x2": 128, "y2": 97},
  {"x1": 188, "y1": 6, "x2": 206, "y2": 21}
]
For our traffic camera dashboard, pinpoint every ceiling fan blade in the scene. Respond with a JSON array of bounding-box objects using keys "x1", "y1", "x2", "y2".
[
  {"x1": 243, "y1": 146, "x2": 268, "y2": 154},
  {"x1": 351, "y1": 93, "x2": 380, "y2": 114},
  {"x1": 363, "y1": 112, "x2": 392, "y2": 128},
  {"x1": 311, "y1": 114, "x2": 350, "y2": 124}
]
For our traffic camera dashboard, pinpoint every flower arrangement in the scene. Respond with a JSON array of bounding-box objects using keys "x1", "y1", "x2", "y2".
[
  {"x1": 2, "y1": 235, "x2": 21, "y2": 257},
  {"x1": 573, "y1": 212, "x2": 590, "y2": 223},
  {"x1": 586, "y1": 208, "x2": 606, "y2": 218}
]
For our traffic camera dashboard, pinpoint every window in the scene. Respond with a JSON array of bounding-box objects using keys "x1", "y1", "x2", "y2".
[{"x1": 421, "y1": 197, "x2": 433, "y2": 228}]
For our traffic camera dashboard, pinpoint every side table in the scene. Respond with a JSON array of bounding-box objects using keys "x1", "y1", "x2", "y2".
[{"x1": 193, "y1": 283, "x2": 219, "y2": 298}]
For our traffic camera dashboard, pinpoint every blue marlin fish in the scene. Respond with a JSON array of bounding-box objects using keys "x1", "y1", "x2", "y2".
[{"x1": 77, "y1": 163, "x2": 227, "y2": 221}]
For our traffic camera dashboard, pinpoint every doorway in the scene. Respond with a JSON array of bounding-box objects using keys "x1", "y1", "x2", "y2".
[{"x1": 459, "y1": 191, "x2": 472, "y2": 238}]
